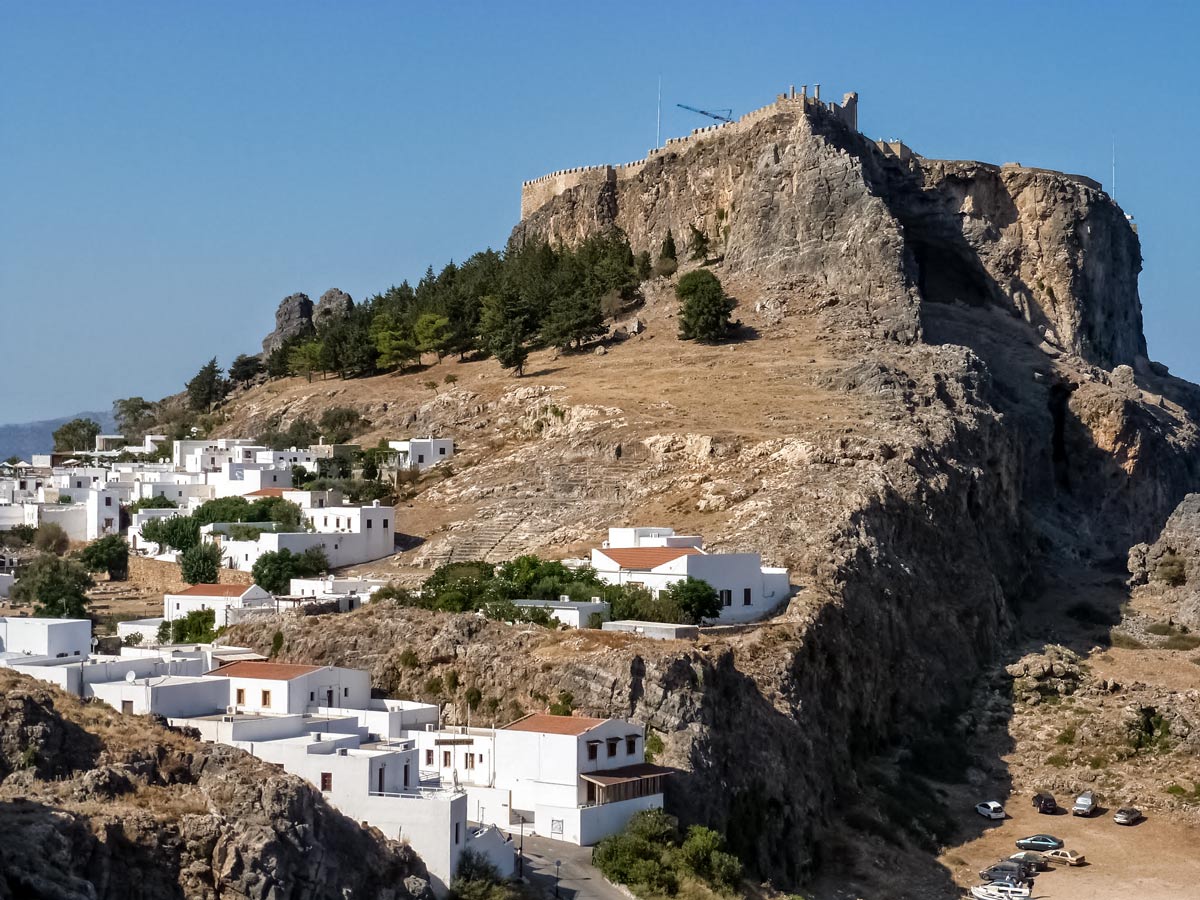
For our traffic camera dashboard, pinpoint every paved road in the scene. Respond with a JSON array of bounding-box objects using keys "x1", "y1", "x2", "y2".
[{"x1": 518, "y1": 833, "x2": 627, "y2": 900}]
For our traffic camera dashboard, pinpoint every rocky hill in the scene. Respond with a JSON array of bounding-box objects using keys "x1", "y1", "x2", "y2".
[
  {"x1": 0, "y1": 670, "x2": 432, "y2": 900},
  {"x1": 201, "y1": 95, "x2": 1200, "y2": 896}
]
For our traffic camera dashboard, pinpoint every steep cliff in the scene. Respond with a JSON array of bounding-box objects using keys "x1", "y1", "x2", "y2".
[
  {"x1": 204, "y1": 96, "x2": 1200, "y2": 896},
  {"x1": 0, "y1": 670, "x2": 432, "y2": 900}
]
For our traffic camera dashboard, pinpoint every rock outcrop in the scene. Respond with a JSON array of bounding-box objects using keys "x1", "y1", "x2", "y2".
[
  {"x1": 261, "y1": 292, "x2": 315, "y2": 356},
  {"x1": 0, "y1": 670, "x2": 431, "y2": 900},
  {"x1": 313, "y1": 288, "x2": 354, "y2": 329}
]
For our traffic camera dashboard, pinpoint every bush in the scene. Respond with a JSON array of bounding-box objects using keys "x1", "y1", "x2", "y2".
[
  {"x1": 10, "y1": 554, "x2": 93, "y2": 617},
  {"x1": 122, "y1": 632, "x2": 143, "y2": 647},
  {"x1": 1155, "y1": 552, "x2": 1187, "y2": 587},
  {"x1": 1145, "y1": 622, "x2": 1177, "y2": 636},
  {"x1": 593, "y1": 810, "x2": 742, "y2": 897},
  {"x1": 128, "y1": 495, "x2": 177, "y2": 513},
  {"x1": 169, "y1": 609, "x2": 216, "y2": 644},
  {"x1": 676, "y1": 270, "x2": 735, "y2": 343},
  {"x1": 34, "y1": 522, "x2": 70, "y2": 556},
  {"x1": 1163, "y1": 633, "x2": 1200, "y2": 651},
  {"x1": 464, "y1": 686, "x2": 482, "y2": 709},
  {"x1": 270, "y1": 630, "x2": 284, "y2": 658},
  {"x1": 548, "y1": 691, "x2": 574, "y2": 716},
  {"x1": 1109, "y1": 631, "x2": 1146, "y2": 650},
  {"x1": 398, "y1": 649, "x2": 420, "y2": 668},
  {"x1": 251, "y1": 547, "x2": 327, "y2": 593},
  {"x1": 644, "y1": 731, "x2": 664, "y2": 763}
]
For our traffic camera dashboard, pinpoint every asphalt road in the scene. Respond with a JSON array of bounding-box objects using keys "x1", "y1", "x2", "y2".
[{"x1": 518, "y1": 833, "x2": 627, "y2": 900}]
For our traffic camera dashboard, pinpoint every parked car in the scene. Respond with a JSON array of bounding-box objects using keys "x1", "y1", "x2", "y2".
[
  {"x1": 1015, "y1": 834, "x2": 1064, "y2": 852},
  {"x1": 1045, "y1": 847, "x2": 1086, "y2": 866},
  {"x1": 1072, "y1": 790, "x2": 1097, "y2": 816},
  {"x1": 976, "y1": 800, "x2": 1006, "y2": 820},
  {"x1": 1031, "y1": 791, "x2": 1057, "y2": 814},
  {"x1": 980, "y1": 860, "x2": 1036, "y2": 883},
  {"x1": 1114, "y1": 806, "x2": 1142, "y2": 825},
  {"x1": 970, "y1": 881, "x2": 1031, "y2": 900},
  {"x1": 1008, "y1": 851, "x2": 1050, "y2": 871}
]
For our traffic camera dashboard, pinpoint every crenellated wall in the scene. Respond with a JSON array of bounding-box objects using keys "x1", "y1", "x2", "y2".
[{"x1": 520, "y1": 87, "x2": 860, "y2": 219}]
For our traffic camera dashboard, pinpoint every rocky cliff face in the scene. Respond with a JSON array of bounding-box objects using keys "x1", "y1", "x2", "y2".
[
  {"x1": 207, "y1": 98, "x2": 1200, "y2": 895},
  {"x1": 0, "y1": 671, "x2": 432, "y2": 900},
  {"x1": 514, "y1": 102, "x2": 1144, "y2": 370},
  {"x1": 262, "y1": 292, "x2": 315, "y2": 356}
]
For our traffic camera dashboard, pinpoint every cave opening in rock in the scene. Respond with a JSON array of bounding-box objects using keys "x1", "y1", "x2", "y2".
[
  {"x1": 910, "y1": 238, "x2": 992, "y2": 308},
  {"x1": 1047, "y1": 382, "x2": 1075, "y2": 491}
]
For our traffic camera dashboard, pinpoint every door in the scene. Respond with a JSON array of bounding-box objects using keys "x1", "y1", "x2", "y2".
[
  {"x1": 403, "y1": 763, "x2": 410, "y2": 788},
  {"x1": 121, "y1": 700, "x2": 134, "y2": 715},
  {"x1": 378, "y1": 767, "x2": 385, "y2": 793},
  {"x1": 326, "y1": 688, "x2": 334, "y2": 708}
]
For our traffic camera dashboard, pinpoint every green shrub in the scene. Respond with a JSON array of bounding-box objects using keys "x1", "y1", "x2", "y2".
[
  {"x1": 1046, "y1": 753, "x2": 1069, "y2": 768},
  {"x1": 398, "y1": 649, "x2": 420, "y2": 668},
  {"x1": 1055, "y1": 725, "x2": 1077, "y2": 745},
  {"x1": 464, "y1": 686, "x2": 482, "y2": 710},
  {"x1": 423, "y1": 676, "x2": 444, "y2": 697},
  {"x1": 1163, "y1": 634, "x2": 1200, "y2": 651},
  {"x1": 548, "y1": 691, "x2": 575, "y2": 716},
  {"x1": 1155, "y1": 552, "x2": 1187, "y2": 587},
  {"x1": 1146, "y1": 622, "x2": 1177, "y2": 636},
  {"x1": 644, "y1": 730, "x2": 665, "y2": 763},
  {"x1": 270, "y1": 630, "x2": 284, "y2": 658},
  {"x1": 1110, "y1": 631, "x2": 1146, "y2": 650},
  {"x1": 445, "y1": 670, "x2": 460, "y2": 693}
]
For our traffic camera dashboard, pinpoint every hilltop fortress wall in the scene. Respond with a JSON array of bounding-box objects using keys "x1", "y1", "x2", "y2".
[{"x1": 520, "y1": 86, "x2": 860, "y2": 219}]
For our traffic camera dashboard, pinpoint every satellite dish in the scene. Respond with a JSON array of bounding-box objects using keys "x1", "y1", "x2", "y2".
[
  {"x1": 91, "y1": 637, "x2": 99, "y2": 648},
  {"x1": 125, "y1": 670, "x2": 136, "y2": 683}
]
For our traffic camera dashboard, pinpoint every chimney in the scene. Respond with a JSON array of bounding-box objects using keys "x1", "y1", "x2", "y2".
[{"x1": 814, "y1": 83, "x2": 820, "y2": 101}]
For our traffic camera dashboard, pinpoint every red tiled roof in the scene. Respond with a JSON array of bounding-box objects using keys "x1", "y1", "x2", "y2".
[
  {"x1": 502, "y1": 713, "x2": 609, "y2": 736},
  {"x1": 172, "y1": 583, "x2": 253, "y2": 598},
  {"x1": 595, "y1": 547, "x2": 701, "y2": 570},
  {"x1": 244, "y1": 488, "x2": 287, "y2": 497},
  {"x1": 205, "y1": 661, "x2": 323, "y2": 680}
]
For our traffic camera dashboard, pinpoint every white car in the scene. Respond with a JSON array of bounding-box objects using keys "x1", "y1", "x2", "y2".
[
  {"x1": 975, "y1": 800, "x2": 1006, "y2": 820},
  {"x1": 971, "y1": 882, "x2": 1030, "y2": 900}
]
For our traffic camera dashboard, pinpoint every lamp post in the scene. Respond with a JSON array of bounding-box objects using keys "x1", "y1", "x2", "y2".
[{"x1": 554, "y1": 860, "x2": 561, "y2": 898}]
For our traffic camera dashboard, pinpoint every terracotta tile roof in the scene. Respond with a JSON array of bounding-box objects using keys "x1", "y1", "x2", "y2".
[
  {"x1": 244, "y1": 488, "x2": 287, "y2": 497},
  {"x1": 581, "y1": 763, "x2": 674, "y2": 787},
  {"x1": 172, "y1": 583, "x2": 253, "y2": 598},
  {"x1": 595, "y1": 547, "x2": 701, "y2": 570},
  {"x1": 205, "y1": 661, "x2": 323, "y2": 680},
  {"x1": 502, "y1": 713, "x2": 609, "y2": 736}
]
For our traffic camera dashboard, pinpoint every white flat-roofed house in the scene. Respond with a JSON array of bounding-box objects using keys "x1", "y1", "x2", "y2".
[
  {"x1": 256, "y1": 447, "x2": 320, "y2": 473},
  {"x1": 163, "y1": 583, "x2": 272, "y2": 628},
  {"x1": 206, "y1": 660, "x2": 371, "y2": 715},
  {"x1": 590, "y1": 528, "x2": 790, "y2": 624},
  {"x1": 207, "y1": 463, "x2": 292, "y2": 498},
  {"x1": 387, "y1": 438, "x2": 455, "y2": 471},
  {"x1": 212, "y1": 500, "x2": 393, "y2": 572},
  {"x1": 0, "y1": 616, "x2": 91, "y2": 660},
  {"x1": 288, "y1": 575, "x2": 389, "y2": 602},
  {"x1": 510, "y1": 599, "x2": 610, "y2": 628}
]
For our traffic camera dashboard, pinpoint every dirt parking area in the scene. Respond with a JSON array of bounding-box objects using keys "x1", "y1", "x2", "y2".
[{"x1": 940, "y1": 800, "x2": 1200, "y2": 899}]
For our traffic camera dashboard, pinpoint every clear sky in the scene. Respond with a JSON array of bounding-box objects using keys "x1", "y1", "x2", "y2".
[{"x1": 2, "y1": 1, "x2": 1197, "y2": 424}]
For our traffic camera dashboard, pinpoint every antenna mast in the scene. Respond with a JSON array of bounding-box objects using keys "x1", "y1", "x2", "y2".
[{"x1": 656, "y1": 76, "x2": 662, "y2": 148}]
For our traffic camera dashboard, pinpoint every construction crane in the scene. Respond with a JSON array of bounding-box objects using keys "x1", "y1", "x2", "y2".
[{"x1": 676, "y1": 103, "x2": 734, "y2": 124}]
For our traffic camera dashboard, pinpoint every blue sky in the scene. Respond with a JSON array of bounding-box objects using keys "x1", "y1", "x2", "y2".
[{"x1": 2, "y1": 1, "x2": 1197, "y2": 423}]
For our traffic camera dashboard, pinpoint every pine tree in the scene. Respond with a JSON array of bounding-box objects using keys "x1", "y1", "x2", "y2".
[
  {"x1": 186, "y1": 358, "x2": 228, "y2": 411},
  {"x1": 480, "y1": 294, "x2": 530, "y2": 376},
  {"x1": 677, "y1": 270, "x2": 736, "y2": 342}
]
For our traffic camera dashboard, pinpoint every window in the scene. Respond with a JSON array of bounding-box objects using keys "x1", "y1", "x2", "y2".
[
  {"x1": 587, "y1": 742, "x2": 598, "y2": 761},
  {"x1": 320, "y1": 772, "x2": 332, "y2": 792},
  {"x1": 626, "y1": 736, "x2": 637, "y2": 755},
  {"x1": 426, "y1": 749, "x2": 434, "y2": 766},
  {"x1": 417, "y1": 454, "x2": 425, "y2": 463},
  {"x1": 309, "y1": 691, "x2": 315, "y2": 702},
  {"x1": 261, "y1": 690, "x2": 271, "y2": 707},
  {"x1": 343, "y1": 687, "x2": 349, "y2": 697},
  {"x1": 104, "y1": 496, "x2": 112, "y2": 507},
  {"x1": 586, "y1": 781, "x2": 597, "y2": 803},
  {"x1": 743, "y1": 588, "x2": 752, "y2": 606},
  {"x1": 367, "y1": 519, "x2": 373, "y2": 529},
  {"x1": 439, "y1": 448, "x2": 446, "y2": 455},
  {"x1": 443, "y1": 751, "x2": 451, "y2": 767},
  {"x1": 455, "y1": 822, "x2": 460, "y2": 845},
  {"x1": 236, "y1": 688, "x2": 245, "y2": 705},
  {"x1": 607, "y1": 738, "x2": 619, "y2": 758},
  {"x1": 720, "y1": 589, "x2": 732, "y2": 607},
  {"x1": 383, "y1": 519, "x2": 389, "y2": 530},
  {"x1": 465, "y1": 753, "x2": 475, "y2": 770}
]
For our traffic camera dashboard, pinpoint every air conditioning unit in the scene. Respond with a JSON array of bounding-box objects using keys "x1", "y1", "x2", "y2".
[
  {"x1": 226, "y1": 706, "x2": 235, "y2": 714},
  {"x1": 314, "y1": 733, "x2": 322, "y2": 741}
]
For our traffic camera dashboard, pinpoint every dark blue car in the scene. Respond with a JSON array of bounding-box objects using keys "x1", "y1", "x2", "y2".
[{"x1": 1015, "y1": 834, "x2": 1064, "y2": 852}]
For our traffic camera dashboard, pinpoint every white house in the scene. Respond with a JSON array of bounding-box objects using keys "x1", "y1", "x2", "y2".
[
  {"x1": 0, "y1": 572, "x2": 13, "y2": 599},
  {"x1": 207, "y1": 660, "x2": 372, "y2": 715},
  {"x1": 511, "y1": 599, "x2": 610, "y2": 628},
  {"x1": 163, "y1": 583, "x2": 273, "y2": 628},
  {"x1": 411, "y1": 713, "x2": 669, "y2": 847},
  {"x1": 0, "y1": 616, "x2": 91, "y2": 660},
  {"x1": 387, "y1": 438, "x2": 455, "y2": 471},
  {"x1": 590, "y1": 527, "x2": 790, "y2": 624}
]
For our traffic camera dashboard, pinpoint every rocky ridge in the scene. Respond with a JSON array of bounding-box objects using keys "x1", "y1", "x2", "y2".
[{"x1": 0, "y1": 670, "x2": 432, "y2": 900}]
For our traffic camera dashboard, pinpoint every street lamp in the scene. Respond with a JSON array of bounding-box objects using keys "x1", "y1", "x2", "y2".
[
  {"x1": 517, "y1": 814, "x2": 526, "y2": 878},
  {"x1": 554, "y1": 860, "x2": 561, "y2": 898}
]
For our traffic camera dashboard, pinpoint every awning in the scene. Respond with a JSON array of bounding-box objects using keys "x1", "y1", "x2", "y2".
[{"x1": 581, "y1": 763, "x2": 674, "y2": 788}]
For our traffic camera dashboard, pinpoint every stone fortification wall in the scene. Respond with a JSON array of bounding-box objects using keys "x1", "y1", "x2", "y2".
[{"x1": 520, "y1": 86, "x2": 860, "y2": 218}]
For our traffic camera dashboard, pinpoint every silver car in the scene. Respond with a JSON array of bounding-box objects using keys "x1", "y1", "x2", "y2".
[{"x1": 1072, "y1": 790, "x2": 1096, "y2": 816}]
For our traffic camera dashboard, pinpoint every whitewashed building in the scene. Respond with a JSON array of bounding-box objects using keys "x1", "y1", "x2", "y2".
[
  {"x1": 163, "y1": 583, "x2": 273, "y2": 628},
  {"x1": 387, "y1": 438, "x2": 455, "y2": 471},
  {"x1": 590, "y1": 527, "x2": 790, "y2": 624}
]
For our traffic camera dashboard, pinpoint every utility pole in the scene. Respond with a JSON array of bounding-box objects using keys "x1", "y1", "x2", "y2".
[{"x1": 656, "y1": 75, "x2": 662, "y2": 148}]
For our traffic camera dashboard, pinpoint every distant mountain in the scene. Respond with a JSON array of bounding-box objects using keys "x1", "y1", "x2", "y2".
[{"x1": 0, "y1": 410, "x2": 117, "y2": 462}]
